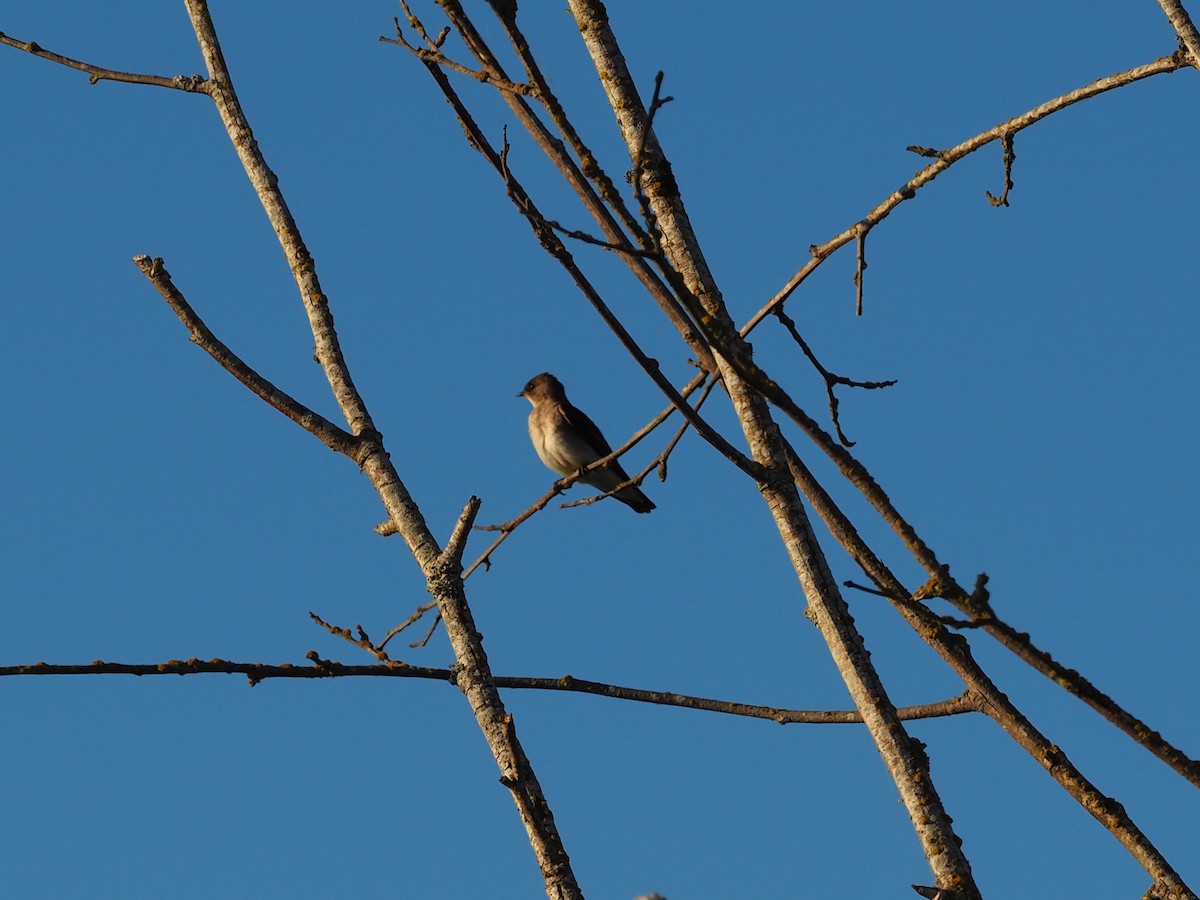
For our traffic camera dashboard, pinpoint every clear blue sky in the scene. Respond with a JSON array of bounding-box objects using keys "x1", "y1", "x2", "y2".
[{"x1": 3, "y1": 2, "x2": 1198, "y2": 897}]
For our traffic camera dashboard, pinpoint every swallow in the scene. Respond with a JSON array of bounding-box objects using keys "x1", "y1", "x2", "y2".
[{"x1": 519, "y1": 372, "x2": 655, "y2": 513}]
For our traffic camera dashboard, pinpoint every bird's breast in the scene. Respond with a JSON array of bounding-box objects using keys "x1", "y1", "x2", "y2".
[{"x1": 529, "y1": 408, "x2": 599, "y2": 476}]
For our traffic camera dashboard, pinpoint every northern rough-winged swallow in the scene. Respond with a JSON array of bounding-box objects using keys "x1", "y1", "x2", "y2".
[{"x1": 519, "y1": 372, "x2": 655, "y2": 514}]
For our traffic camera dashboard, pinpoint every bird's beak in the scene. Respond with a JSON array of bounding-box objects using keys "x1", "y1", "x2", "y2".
[{"x1": 516, "y1": 390, "x2": 525, "y2": 398}]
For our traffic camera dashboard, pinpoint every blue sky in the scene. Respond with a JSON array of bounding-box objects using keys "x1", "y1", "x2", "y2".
[{"x1": 2, "y1": 2, "x2": 1198, "y2": 897}]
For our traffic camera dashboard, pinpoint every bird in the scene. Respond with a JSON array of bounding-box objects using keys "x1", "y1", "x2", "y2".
[{"x1": 519, "y1": 372, "x2": 655, "y2": 514}]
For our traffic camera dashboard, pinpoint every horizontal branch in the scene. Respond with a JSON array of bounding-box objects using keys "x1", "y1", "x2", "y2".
[
  {"x1": 0, "y1": 658, "x2": 982, "y2": 724},
  {"x1": 0, "y1": 29, "x2": 209, "y2": 91}
]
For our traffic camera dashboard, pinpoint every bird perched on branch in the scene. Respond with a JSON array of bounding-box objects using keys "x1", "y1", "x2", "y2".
[{"x1": 519, "y1": 372, "x2": 655, "y2": 514}]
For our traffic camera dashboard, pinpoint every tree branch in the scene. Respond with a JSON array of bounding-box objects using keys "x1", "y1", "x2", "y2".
[
  {"x1": 0, "y1": 658, "x2": 982, "y2": 724},
  {"x1": 775, "y1": 441, "x2": 1195, "y2": 895},
  {"x1": 567, "y1": 1, "x2": 981, "y2": 893},
  {"x1": 171, "y1": 6, "x2": 583, "y2": 895},
  {"x1": 1156, "y1": 0, "x2": 1200, "y2": 68},
  {"x1": 133, "y1": 255, "x2": 361, "y2": 457},
  {"x1": 741, "y1": 51, "x2": 1188, "y2": 333},
  {"x1": 0, "y1": 29, "x2": 208, "y2": 91}
]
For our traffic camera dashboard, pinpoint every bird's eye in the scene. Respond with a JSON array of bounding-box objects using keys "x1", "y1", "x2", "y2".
[{"x1": 524, "y1": 381, "x2": 534, "y2": 392}]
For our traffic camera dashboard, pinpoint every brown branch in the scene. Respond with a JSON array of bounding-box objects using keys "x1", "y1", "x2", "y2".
[
  {"x1": 171, "y1": 6, "x2": 581, "y2": 895},
  {"x1": 568, "y1": 2, "x2": 982, "y2": 893},
  {"x1": 379, "y1": 14, "x2": 535, "y2": 96},
  {"x1": 376, "y1": 601, "x2": 438, "y2": 651},
  {"x1": 853, "y1": 225, "x2": 867, "y2": 316},
  {"x1": 741, "y1": 51, "x2": 1188, "y2": 334},
  {"x1": 773, "y1": 305, "x2": 896, "y2": 447},
  {"x1": 541, "y1": 217, "x2": 660, "y2": 257},
  {"x1": 309, "y1": 612, "x2": 400, "y2": 664},
  {"x1": 984, "y1": 132, "x2": 1016, "y2": 207},
  {"x1": 775, "y1": 441, "x2": 1195, "y2": 894},
  {"x1": 0, "y1": 659, "x2": 982, "y2": 723},
  {"x1": 0, "y1": 29, "x2": 209, "y2": 91},
  {"x1": 483, "y1": 1, "x2": 655, "y2": 255},
  {"x1": 401, "y1": 43, "x2": 760, "y2": 480},
  {"x1": 924, "y1": 576, "x2": 1200, "y2": 788},
  {"x1": 389, "y1": 2, "x2": 717, "y2": 374},
  {"x1": 655, "y1": 374, "x2": 719, "y2": 481},
  {"x1": 755, "y1": 362, "x2": 1200, "y2": 789},
  {"x1": 133, "y1": 255, "x2": 361, "y2": 457},
  {"x1": 1156, "y1": 0, "x2": 1200, "y2": 68}
]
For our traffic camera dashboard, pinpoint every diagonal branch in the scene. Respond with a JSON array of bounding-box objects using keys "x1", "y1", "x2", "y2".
[
  {"x1": 387, "y1": 2, "x2": 717, "y2": 374},
  {"x1": 0, "y1": 29, "x2": 209, "y2": 91},
  {"x1": 396, "y1": 37, "x2": 762, "y2": 480},
  {"x1": 566, "y1": 1, "x2": 981, "y2": 894},
  {"x1": 744, "y1": 347, "x2": 1200, "y2": 789},
  {"x1": 741, "y1": 51, "x2": 1189, "y2": 333},
  {"x1": 133, "y1": 255, "x2": 360, "y2": 457},
  {"x1": 170, "y1": 5, "x2": 582, "y2": 895},
  {"x1": 773, "y1": 304, "x2": 896, "y2": 447},
  {"x1": 776, "y1": 438, "x2": 1195, "y2": 896},
  {"x1": 1156, "y1": 0, "x2": 1200, "y2": 67}
]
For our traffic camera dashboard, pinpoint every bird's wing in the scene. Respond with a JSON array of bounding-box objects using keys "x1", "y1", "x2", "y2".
[{"x1": 559, "y1": 401, "x2": 614, "y2": 458}]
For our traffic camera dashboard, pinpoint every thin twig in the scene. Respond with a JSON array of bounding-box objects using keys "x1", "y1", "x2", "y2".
[
  {"x1": 485, "y1": 1, "x2": 655, "y2": 253},
  {"x1": 741, "y1": 52, "x2": 1188, "y2": 334},
  {"x1": 309, "y1": 612, "x2": 400, "y2": 664},
  {"x1": 541, "y1": 218, "x2": 660, "y2": 257},
  {"x1": 0, "y1": 659, "x2": 983, "y2": 724},
  {"x1": 773, "y1": 305, "x2": 896, "y2": 446},
  {"x1": 133, "y1": 256, "x2": 361, "y2": 457},
  {"x1": 389, "y1": 3, "x2": 716, "y2": 374},
  {"x1": 985, "y1": 132, "x2": 1016, "y2": 207},
  {"x1": 380, "y1": 12, "x2": 535, "y2": 96},
  {"x1": 629, "y1": 71, "x2": 673, "y2": 251},
  {"x1": 853, "y1": 226, "x2": 867, "y2": 316},
  {"x1": 0, "y1": 30, "x2": 209, "y2": 91},
  {"x1": 409, "y1": 55, "x2": 760, "y2": 479}
]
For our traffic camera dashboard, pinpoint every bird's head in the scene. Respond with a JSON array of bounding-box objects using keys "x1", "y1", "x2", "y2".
[{"x1": 518, "y1": 372, "x2": 565, "y2": 405}]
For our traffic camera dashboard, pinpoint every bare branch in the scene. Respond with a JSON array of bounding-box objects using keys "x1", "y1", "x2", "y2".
[
  {"x1": 133, "y1": 255, "x2": 360, "y2": 457},
  {"x1": 1156, "y1": 0, "x2": 1200, "y2": 68},
  {"x1": 442, "y1": 496, "x2": 482, "y2": 569},
  {"x1": 389, "y1": 2, "x2": 718, "y2": 374},
  {"x1": 0, "y1": 29, "x2": 208, "y2": 91},
  {"x1": 984, "y1": 132, "x2": 1016, "y2": 207},
  {"x1": 481, "y1": 2, "x2": 659, "y2": 255},
  {"x1": 0, "y1": 659, "x2": 982, "y2": 724},
  {"x1": 756, "y1": 362, "x2": 1200, "y2": 788},
  {"x1": 773, "y1": 304, "x2": 896, "y2": 447},
  {"x1": 376, "y1": 601, "x2": 438, "y2": 651},
  {"x1": 379, "y1": 10, "x2": 535, "y2": 96},
  {"x1": 852, "y1": 225, "x2": 867, "y2": 316},
  {"x1": 743, "y1": 52, "x2": 1189, "y2": 333},
  {"x1": 567, "y1": 2, "x2": 983, "y2": 892},
  {"x1": 176, "y1": 6, "x2": 581, "y2": 893},
  {"x1": 775, "y1": 441, "x2": 1195, "y2": 892},
  {"x1": 400, "y1": 46, "x2": 760, "y2": 479}
]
